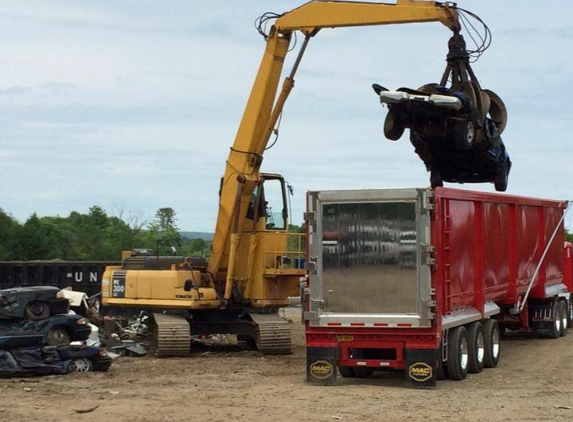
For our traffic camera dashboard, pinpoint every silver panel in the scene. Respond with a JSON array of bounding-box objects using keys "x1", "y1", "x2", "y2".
[
  {"x1": 306, "y1": 188, "x2": 434, "y2": 328},
  {"x1": 321, "y1": 201, "x2": 418, "y2": 314},
  {"x1": 545, "y1": 283, "x2": 568, "y2": 298}
]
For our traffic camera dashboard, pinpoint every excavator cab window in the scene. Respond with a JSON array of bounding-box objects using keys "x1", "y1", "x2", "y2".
[{"x1": 261, "y1": 178, "x2": 287, "y2": 230}]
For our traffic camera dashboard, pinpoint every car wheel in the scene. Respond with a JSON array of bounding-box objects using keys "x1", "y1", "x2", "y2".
[
  {"x1": 453, "y1": 120, "x2": 475, "y2": 150},
  {"x1": 483, "y1": 319, "x2": 501, "y2": 368},
  {"x1": 68, "y1": 357, "x2": 93, "y2": 373},
  {"x1": 467, "y1": 322, "x2": 485, "y2": 374},
  {"x1": 494, "y1": 160, "x2": 509, "y2": 192},
  {"x1": 24, "y1": 301, "x2": 50, "y2": 320},
  {"x1": 47, "y1": 326, "x2": 71, "y2": 346},
  {"x1": 384, "y1": 111, "x2": 405, "y2": 141},
  {"x1": 430, "y1": 170, "x2": 443, "y2": 188},
  {"x1": 447, "y1": 326, "x2": 469, "y2": 381},
  {"x1": 338, "y1": 366, "x2": 355, "y2": 378}
]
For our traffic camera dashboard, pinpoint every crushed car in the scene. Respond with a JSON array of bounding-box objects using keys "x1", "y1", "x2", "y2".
[
  {"x1": 373, "y1": 32, "x2": 510, "y2": 191},
  {"x1": 0, "y1": 314, "x2": 91, "y2": 348},
  {"x1": 0, "y1": 345, "x2": 111, "y2": 377},
  {"x1": 0, "y1": 286, "x2": 70, "y2": 320}
]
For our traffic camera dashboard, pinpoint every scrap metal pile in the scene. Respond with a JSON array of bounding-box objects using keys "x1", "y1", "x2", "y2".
[
  {"x1": 373, "y1": 14, "x2": 510, "y2": 191},
  {"x1": 0, "y1": 286, "x2": 111, "y2": 377}
]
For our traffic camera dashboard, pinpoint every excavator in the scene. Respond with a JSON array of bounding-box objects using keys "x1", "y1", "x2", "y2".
[{"x1": 102, "y1": 0, "x2": 480, "y2": 357}]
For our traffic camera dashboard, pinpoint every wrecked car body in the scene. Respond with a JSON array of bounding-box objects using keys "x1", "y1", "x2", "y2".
[
  {"x1": 0, "y1": 345, "x2": 111, "y2": 377},
  {"x1": 0, "y1": 314, "x2": 91, "y2": 349},
  {"x1": 0, "y1": 286, "x2": 70, "y2": 320},
  {"x1": 374, "y1": 33, "x2": 511, "y2": 191}
]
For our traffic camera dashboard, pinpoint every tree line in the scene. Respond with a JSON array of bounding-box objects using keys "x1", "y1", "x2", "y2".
[{"x1": 0, "y1": 206, "x2": 208, "y2": 261}]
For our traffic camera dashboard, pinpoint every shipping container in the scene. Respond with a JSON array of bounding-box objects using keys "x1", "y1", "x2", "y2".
[{"x1": 0, "y1": 261, "x2": 120, "y2": 298}]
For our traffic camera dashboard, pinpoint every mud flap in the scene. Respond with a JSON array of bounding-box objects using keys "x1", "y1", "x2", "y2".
[
  {"x1": 306, "y1": 347, "x2": 337, "y2": 385},
  {"x1": 405, "y1": 348, "x2": 437, "y2": 388}
]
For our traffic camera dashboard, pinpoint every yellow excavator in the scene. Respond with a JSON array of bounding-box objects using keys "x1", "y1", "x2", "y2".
[{"x1": 102, "y1": 0, "x2": 461, "y2": 357}]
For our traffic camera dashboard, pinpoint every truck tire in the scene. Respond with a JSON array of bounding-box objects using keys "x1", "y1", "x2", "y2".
[
  {"x1": 483, "y1": 319, "x2": 501, "y2": 368},
  {"x1": 467, "y1": 322, "x2": 485, "y2": 374},
  {"x1": 338, "y1": 366, "x2": 355, "y2": 378},
  {"x1": 447, "y1": 326, "x2": 469, "y2": 381},
  {"x1": 547, "y1": 301, "x2": 561, "y2": 339},
  {"x1": 353, "y1": 367, "x2": 375, "y2": 378},
  {"x1": 436, "y1": 342, "x2": 448, "y2": 380},
  {"x1": 558, "y1": 300, "x2": 568, "y2": 337}
]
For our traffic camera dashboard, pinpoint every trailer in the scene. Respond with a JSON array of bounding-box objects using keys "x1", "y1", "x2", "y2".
[{"x1": 303, "y1": 187, "x2": 571, "y2": 387}]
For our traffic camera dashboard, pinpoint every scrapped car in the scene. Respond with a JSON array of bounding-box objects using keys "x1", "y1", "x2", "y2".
[
  {"x1": 0, "y1": 286, "x2": 69, "y2": 320},
  {"x1": 0, "y1": 314, "x2": 91, "y2": 349},
  {"x1": 0, "y1": 345, "x2": 111, "y2": 377},
  {"x1": 373, "y1": 33, "x2": 511, "y2": 191}
]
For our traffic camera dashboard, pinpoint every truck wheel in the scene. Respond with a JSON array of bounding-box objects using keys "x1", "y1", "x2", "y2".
[
  {"x1": 447, "y1": 326, "x2": 469, "y2": 380},
  {"x1": 24, "y1": 301, "x2": 50, "y2": 320},
  {"x1": 436, "y1": 342, "x2": 448, "y2": 380},
  {"x1": 338, "y1": 366, "x2": 355, "y2": 378},
  {"x1": 467, "y1": 322, "x2": 485, "y2": 374},
  {"x1": 548, "y1": 301, "x2": 561, "y2": 339},
  {"x1": 483, "y1": 319, "x2": 501, "y2": 368},
  {"x1": 353, "y1": 367, "x2": 375, "y2": 378},
  {"x1": 384, "y1": 111, "x2": 405, "y2": 141},
  {"x1": 559, "y1": 300, "x2": 568, "y2": 337}
]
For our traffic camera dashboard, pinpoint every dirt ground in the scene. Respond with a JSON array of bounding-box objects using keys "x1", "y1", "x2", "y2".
[{"x1": 2, "y1": 308, "x2": 573, "y2": 422}]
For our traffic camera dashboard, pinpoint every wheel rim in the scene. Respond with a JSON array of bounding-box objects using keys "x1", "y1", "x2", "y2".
[
  {"x1": 29, "y1": 302, "x2": 45, "y2": 316},
  {"x1": 562, "y1": 304, "x2": 568, "y2": 331},
  {"x1": 476, "y1": 331, "x2": 485, "y2": 363},
  {"x1": 466, "y1": 121, "x2": 475, "y2": 145},
  {"x1": 52, "y1": 330, "x2": 66, "y2": 344},
  {"x1": 70, "y1": 358, "x2": 91, "y2": 372},
  {"x1": 555, "y1": 310, "x2": 561, "y2": 332},
  {"x1": 460, "y1": 336, "x2": 469, "y2": 370},
  {"x1": 492, "y1": 328, "x2": 500, "y2": 359}
]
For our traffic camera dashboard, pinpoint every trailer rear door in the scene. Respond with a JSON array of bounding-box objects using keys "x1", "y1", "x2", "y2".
[{"x1": 306, "y1": 188, "x2": 434, "y2": 328}]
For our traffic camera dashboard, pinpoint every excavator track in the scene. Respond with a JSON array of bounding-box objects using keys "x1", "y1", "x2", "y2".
[
  {"x1": 150, "y1": 313, "x2": 191, "y2": 358},
  {"x1": 251, "y1": 313, "x2": 293, "y2": 355}
]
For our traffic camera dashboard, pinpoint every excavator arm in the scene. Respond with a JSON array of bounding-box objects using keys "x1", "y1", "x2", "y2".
[{"x1": 208, "y1": 0, "x2": 460, "y2": 289}]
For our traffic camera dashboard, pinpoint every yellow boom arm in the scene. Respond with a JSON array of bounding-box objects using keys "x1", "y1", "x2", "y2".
[{"x1": 208, "y1": 0, "x2": 459, "y2": 284}]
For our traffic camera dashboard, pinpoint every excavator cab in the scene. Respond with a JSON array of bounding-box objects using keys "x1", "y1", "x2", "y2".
[{"x1": 248, "y1": 174, "x2": 288, "y2": 231}]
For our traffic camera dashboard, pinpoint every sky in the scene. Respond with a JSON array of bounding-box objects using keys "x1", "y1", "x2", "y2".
[{"x1": 0, "y1": 1, "x2": 571, "y2": 232}]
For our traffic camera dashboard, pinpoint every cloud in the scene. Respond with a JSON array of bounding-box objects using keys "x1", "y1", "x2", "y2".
[{"x1": 0, "y1": 0, "x2": 571, "y2": 231}]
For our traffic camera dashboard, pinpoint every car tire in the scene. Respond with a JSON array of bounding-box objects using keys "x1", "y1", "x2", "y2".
[
  {"x1": 494, "y1": 160, "x2": 509, "y2": 192},
  {"x1": 384, "y1": 111, "x2": 405, "y2": 141},
  {"x1": 467, "y1": 322, "x2": 485, "y2": 374},
  {"x1": 483, "y1": 319, "x2": 501, "y2": 368},
  {"x1": 447, "y1": 326, "x2": 469, "y2": 381},
  {"x1": 430, "y1": 170, "x2": 443, "y2": 188},
  {"x1": 67, "y1": 357, "x2": 93, "y2": 373},
  {"x1": 453, "y1": 120, "x2": 475, "y2": 150},
  {"x1": 338, "y1": 366, "x2": 355, "y2": 378},
  {"x1": 24, "y1": 301, "x2": 50, "y2": 321},
  {"x1": 46, "y1": 326, "x2": 71, "y2": 346}
]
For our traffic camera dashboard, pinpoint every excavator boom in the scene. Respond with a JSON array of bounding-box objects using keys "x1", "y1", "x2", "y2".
[{"x1": 208, "y1": 0, "x2": 459, "y2": 281}]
